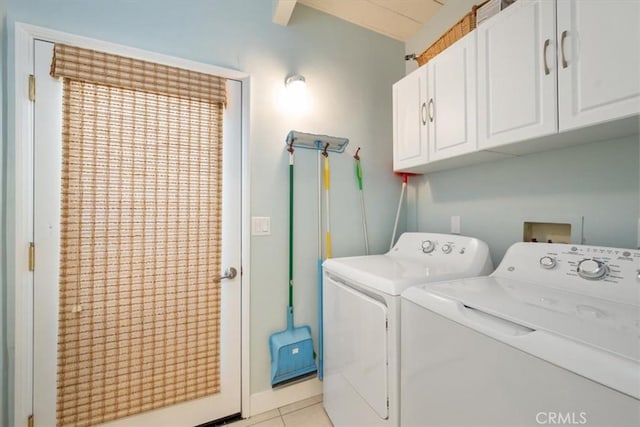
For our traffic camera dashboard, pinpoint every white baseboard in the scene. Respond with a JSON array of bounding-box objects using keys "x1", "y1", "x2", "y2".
[{"x1": 249, "y1": 378, "x2": 322, "y2": 417}]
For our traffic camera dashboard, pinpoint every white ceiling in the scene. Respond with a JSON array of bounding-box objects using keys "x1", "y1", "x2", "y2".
[{"x1": 273, "y1": 0, "x2": 445, "y2": 42}]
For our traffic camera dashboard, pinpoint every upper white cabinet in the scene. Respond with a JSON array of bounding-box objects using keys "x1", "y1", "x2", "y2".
[
  {"x1": 393, "y1": 33, "x2": 477, "y2": 171},
  {"x1": 392, "y1": 0, "x2": 639, "y2": 173},
  {"x1": 557, "y1": 0, "x2": 640, "y2": 131},
  {"x1": 428, "y1": 32, "x2": 477, "y2": 161},
  {"x1": 477, "y1": 0, "x2": 557, "y2": 150},
  {"x1": 393, "y1": 65, "x2": 428, "y2": 171},
  {"x1": 478, "y1": 0, "x2": 640, "y2": 150}
]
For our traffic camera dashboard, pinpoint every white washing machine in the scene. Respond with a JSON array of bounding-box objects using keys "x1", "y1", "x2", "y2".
[
  {"x1": 402, "y1": 242, "x2": 640, "y2": 427},
  {"x1": 322, "y1": 232, "x2": 493, "y2": 427}
]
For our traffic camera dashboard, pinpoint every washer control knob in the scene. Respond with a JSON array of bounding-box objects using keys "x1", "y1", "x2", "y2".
[
  {"x1": 441, "y1": 244, "x2": 453, "y2": 254},
  {"x1": 539, "y1": 256, "x2": 557, "y2": 269},
  {"x1": 421, "y1": 240, "x2": 435, "y2": 254},
  {"x1": 577, "y1": 259, "x2": 609, "y2": 280}
]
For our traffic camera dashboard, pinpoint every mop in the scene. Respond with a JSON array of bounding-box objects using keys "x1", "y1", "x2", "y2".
[
  {"x1": 353, "y1": 148, "x2": 369, "y2": 255},
  {"x1": 323, "y1": 145, "x2": 332, "y2": 260},
  {"x1": 319, "y1": 143, "x2": 331, "y2": 379},
  {"x1": 271, "y1": 131, "x2": 348, "y2": 385}
]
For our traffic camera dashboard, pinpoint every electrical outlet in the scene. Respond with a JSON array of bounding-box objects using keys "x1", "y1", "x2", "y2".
[{"x1": 451, "y1": 216, "x2": 461, "y2": 234}]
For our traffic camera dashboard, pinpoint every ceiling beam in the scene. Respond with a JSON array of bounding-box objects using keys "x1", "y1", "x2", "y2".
[{"x1": 272, "y1": 0, "x2": 298, "y2": 26}]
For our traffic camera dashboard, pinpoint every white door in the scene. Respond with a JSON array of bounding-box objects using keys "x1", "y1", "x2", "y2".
[
  {"x1": 428, "y1": 32, "x2": 477, "y2": 161},
  {"x1": 33, "y1": 40, "x2": 242, "y2": 427},
  {"x1": 477, "y1": 0, "x2": 557, "y2": 150},
  {"x1": 393, "y1": 65, "x2": 428, "y2": 171},
  {"x1": 557, "y1": 0, "x2": 640, "y2": 131}
]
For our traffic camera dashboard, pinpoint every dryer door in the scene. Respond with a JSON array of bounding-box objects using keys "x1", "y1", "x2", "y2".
[{"x1": 324, "y1": 275, "x2": 389, "y2": 419}]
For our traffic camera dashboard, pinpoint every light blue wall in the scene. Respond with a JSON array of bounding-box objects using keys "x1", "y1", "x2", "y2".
[
  {"x1": 412, "y1": 137, "x2": 640, "y2": 266},
  {"x1": 1, "y1": 0, "x2": 7, "y2": 424},
  {"x1": 4, "y1": 0, "x2": 404, "y2": 411}
]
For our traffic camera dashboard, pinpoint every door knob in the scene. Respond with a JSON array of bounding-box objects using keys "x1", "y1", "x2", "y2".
[{"x1": 219, "y1": 267, "x2": 238, "y2": 281}]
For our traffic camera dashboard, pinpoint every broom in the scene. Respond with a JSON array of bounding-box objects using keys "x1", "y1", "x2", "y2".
[{"x1": 269, "y1": 142, "x2": 317, "y2": 387}]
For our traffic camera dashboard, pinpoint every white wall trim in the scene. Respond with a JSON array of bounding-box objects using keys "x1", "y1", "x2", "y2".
[
  {"x1": 249, "y1": 378, "x2": 322, "y2": 417},
  {"x1": 14, "y1": 23, "x2": 248, "y2": 80},
  {"x1": 240, "y1": 75, "x2": 252, "y2": 418},
  {"x1": 12, "y1": 21, "x2": 251, "y2": 426},
  {"x1": 12, "y1": 22, "x2": 36, "y2": 427}
]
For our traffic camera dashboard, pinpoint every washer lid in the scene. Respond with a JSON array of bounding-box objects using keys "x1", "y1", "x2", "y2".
[
  {"x1": 403, "y1": 277, "x2": 640, "y2": 398},
  {"x1": 323, "y1": 255, "x2": 480, "y2": 296}
]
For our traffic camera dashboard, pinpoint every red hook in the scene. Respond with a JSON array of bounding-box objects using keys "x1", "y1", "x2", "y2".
[
  {"x1": 287, "y1": 140, "x2": 294, "y2": 154},
  {"x1": 353, "y1": 147, "x2": 361, "y2": 160},
  {"x1": 395, "y1": 172, "x2": 420, "y2": 184}
]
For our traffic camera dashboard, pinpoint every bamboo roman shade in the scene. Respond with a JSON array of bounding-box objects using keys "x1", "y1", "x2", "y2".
[
  {"x1": 51, "y1": 43, "x2": 226, "y2": 105},
  {"x1": 54, "y1": 44, "x2": 225, "y2": 426}
]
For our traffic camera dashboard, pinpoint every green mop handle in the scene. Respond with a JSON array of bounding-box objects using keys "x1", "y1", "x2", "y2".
[
  {"x1": 354, "y1": 147, "x2": 363, "y2": 190},
  {"x1": 354, "y1": 147, "x2": 369, "y2": 255},
  {"x1": 288, "y1": 149, "x2": 294, "y2": 309}
]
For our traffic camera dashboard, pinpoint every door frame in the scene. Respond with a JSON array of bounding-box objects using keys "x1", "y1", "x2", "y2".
[{"x1": 11, "y1": 22, "x2": 252, "y2": 426}]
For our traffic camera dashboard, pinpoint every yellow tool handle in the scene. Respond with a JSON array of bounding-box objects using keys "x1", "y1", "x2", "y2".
[
  {"x1": 323, "y1": 156, "x2": 331, "y2": 258},
  {"x1": 324, "y1": 157, "x2": 330, "y2": 190}
]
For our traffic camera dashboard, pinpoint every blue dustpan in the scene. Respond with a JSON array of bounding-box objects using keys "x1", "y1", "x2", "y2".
[
  {"x1": 269, "y1": 147, "x2": 317, "y2": 387},
  {"x1": 270, "y1": 307, "x2": 317, "y2": 386}
]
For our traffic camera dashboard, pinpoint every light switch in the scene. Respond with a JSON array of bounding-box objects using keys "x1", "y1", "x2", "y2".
[{"x1": 252, "y1": 217, "x2": 271, "y2": 236}]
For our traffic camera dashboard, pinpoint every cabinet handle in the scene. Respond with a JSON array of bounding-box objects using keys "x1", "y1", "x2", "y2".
[
  {"x1": 428, "y1": 99, "x2": 434, "y2": 122},
  {"x1": 421, "y1": 102, "x2": 427, "y2": 125},
  {"x1": 543, "y1": 39, "x2": 551, "y2": 75},
  {"x1": 560, "y1": 30, "x2": 568, "y2": 68}
]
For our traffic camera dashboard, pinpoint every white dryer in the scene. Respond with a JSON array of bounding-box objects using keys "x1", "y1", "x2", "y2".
[
  {"x1": 322, "y1": 232, "x2": 493, "y2": 427},
  {"x1": 402, "y1": 242, "x2": 640, "y2": 427}
]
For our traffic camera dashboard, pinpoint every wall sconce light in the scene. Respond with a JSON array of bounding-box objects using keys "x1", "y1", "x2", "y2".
[
  {"x1": 285, "y1": 74, "x2": 306, "y2": 90},
  {"x1": 279, "y1": 73, "x2": 310, "y2": 116}
]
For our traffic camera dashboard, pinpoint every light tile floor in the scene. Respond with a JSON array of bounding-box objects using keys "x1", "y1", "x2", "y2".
[{"x1": 229, "y1": 395, "x2": 333, "y2": 427}]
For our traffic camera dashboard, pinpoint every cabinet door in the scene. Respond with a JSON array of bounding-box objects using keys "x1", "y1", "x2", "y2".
[
  {"x1": 393, "y1": 65, "x2": 428, "y2": 171},
  {"x1": 557, "y1": 0, "x2": 640, "y2": 131},
  {"x1": 477, "y1": 0, "x2": 557, "y2": 150},
  {"x1": 428, "y1": 32, "x2": 477, "y2": 161}
]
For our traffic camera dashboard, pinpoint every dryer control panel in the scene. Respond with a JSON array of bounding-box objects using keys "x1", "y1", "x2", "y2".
[
  {"x1": 389, "y1": 232, "x2": 494, "y2": 278},
  {"x1": 391, "y1": 232, "x2": 487, "y2": 258},
  {"x1": 494, "y1": 242, "x2": 640, "y2": 305}
]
